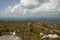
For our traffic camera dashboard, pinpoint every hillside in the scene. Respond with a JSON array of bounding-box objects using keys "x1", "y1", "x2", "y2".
[{"x1": 0, "y1": 21, "x2": 60, "y2": 40}]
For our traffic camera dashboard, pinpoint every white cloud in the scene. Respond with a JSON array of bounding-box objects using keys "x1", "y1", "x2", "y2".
[
  {"x1": 30, "y1": 0, "x2": 60, "y2": 13},
  {"x1": 20, "y1": 0, "x2": 39, "y2": 6},
  {"x1": 1, "y1": 0, "x2": 60, "y2": 18},
  {"x1": 40, "y1": 0, "x2": 59, "y2": 10},
  {"x1": 6, "y1": 0, "x2": 60, "y2": 13}
]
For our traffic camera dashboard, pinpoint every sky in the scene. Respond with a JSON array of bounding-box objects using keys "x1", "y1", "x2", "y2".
[{"x1": 0, "y1": 0, "x2": 60, "y2": 19}]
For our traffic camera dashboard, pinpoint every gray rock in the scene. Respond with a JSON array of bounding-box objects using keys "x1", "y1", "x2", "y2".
[{"x1": 0, "y1": 35, "x2": 22, "y2": 40}]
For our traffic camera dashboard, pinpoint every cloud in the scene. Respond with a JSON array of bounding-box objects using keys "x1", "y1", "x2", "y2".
[
  {"x1": 30, "y1": 0, "x2": 60, "y2": 13},
  {"x1": 0, "y1": 0, "x2": 60, "y2": 18},
  {"x1": 6, "y1": 0, "x2": 60, "y2": 13}
]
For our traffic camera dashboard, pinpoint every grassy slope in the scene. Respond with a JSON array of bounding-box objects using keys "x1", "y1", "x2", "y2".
[{"x1": 0, "y1": 21, "x2": 60, "y2": 40}]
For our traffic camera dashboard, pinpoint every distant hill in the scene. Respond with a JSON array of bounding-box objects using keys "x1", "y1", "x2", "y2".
[{"x1": 0, "y1": 17, "x2": 60, "y2": 22}]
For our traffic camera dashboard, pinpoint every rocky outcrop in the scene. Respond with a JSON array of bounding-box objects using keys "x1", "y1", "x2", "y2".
[{"x1": 0, "y1": 35, "x2": 22, "y2": 40}]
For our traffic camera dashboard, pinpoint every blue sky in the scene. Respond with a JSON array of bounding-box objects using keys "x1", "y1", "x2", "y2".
[
  {"x1": 0, "y1": 0, "x2": 19, "y2": 10},
  {"x1": 0, "y1": 0, "x2": 60, "y2": 19}
]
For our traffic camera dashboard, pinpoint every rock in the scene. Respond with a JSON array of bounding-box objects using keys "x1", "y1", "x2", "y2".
[
  {"x1": 40, "y1": 33, "x2": 44, "y2": 36},
  {"x1": 41, "y1": 34, "x2": 60, "y2": 40},
  {"x1": 48, "y1": 34, "x2": 59, "y2": 38},
  {"x1": 0, "y1": 35, "x2": 22, "y2": 40}
]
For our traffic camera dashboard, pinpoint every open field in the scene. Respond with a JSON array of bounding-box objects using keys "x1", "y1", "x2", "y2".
[{"x1": 0, "y1": 21, "x2": 60, "y2": 40}]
